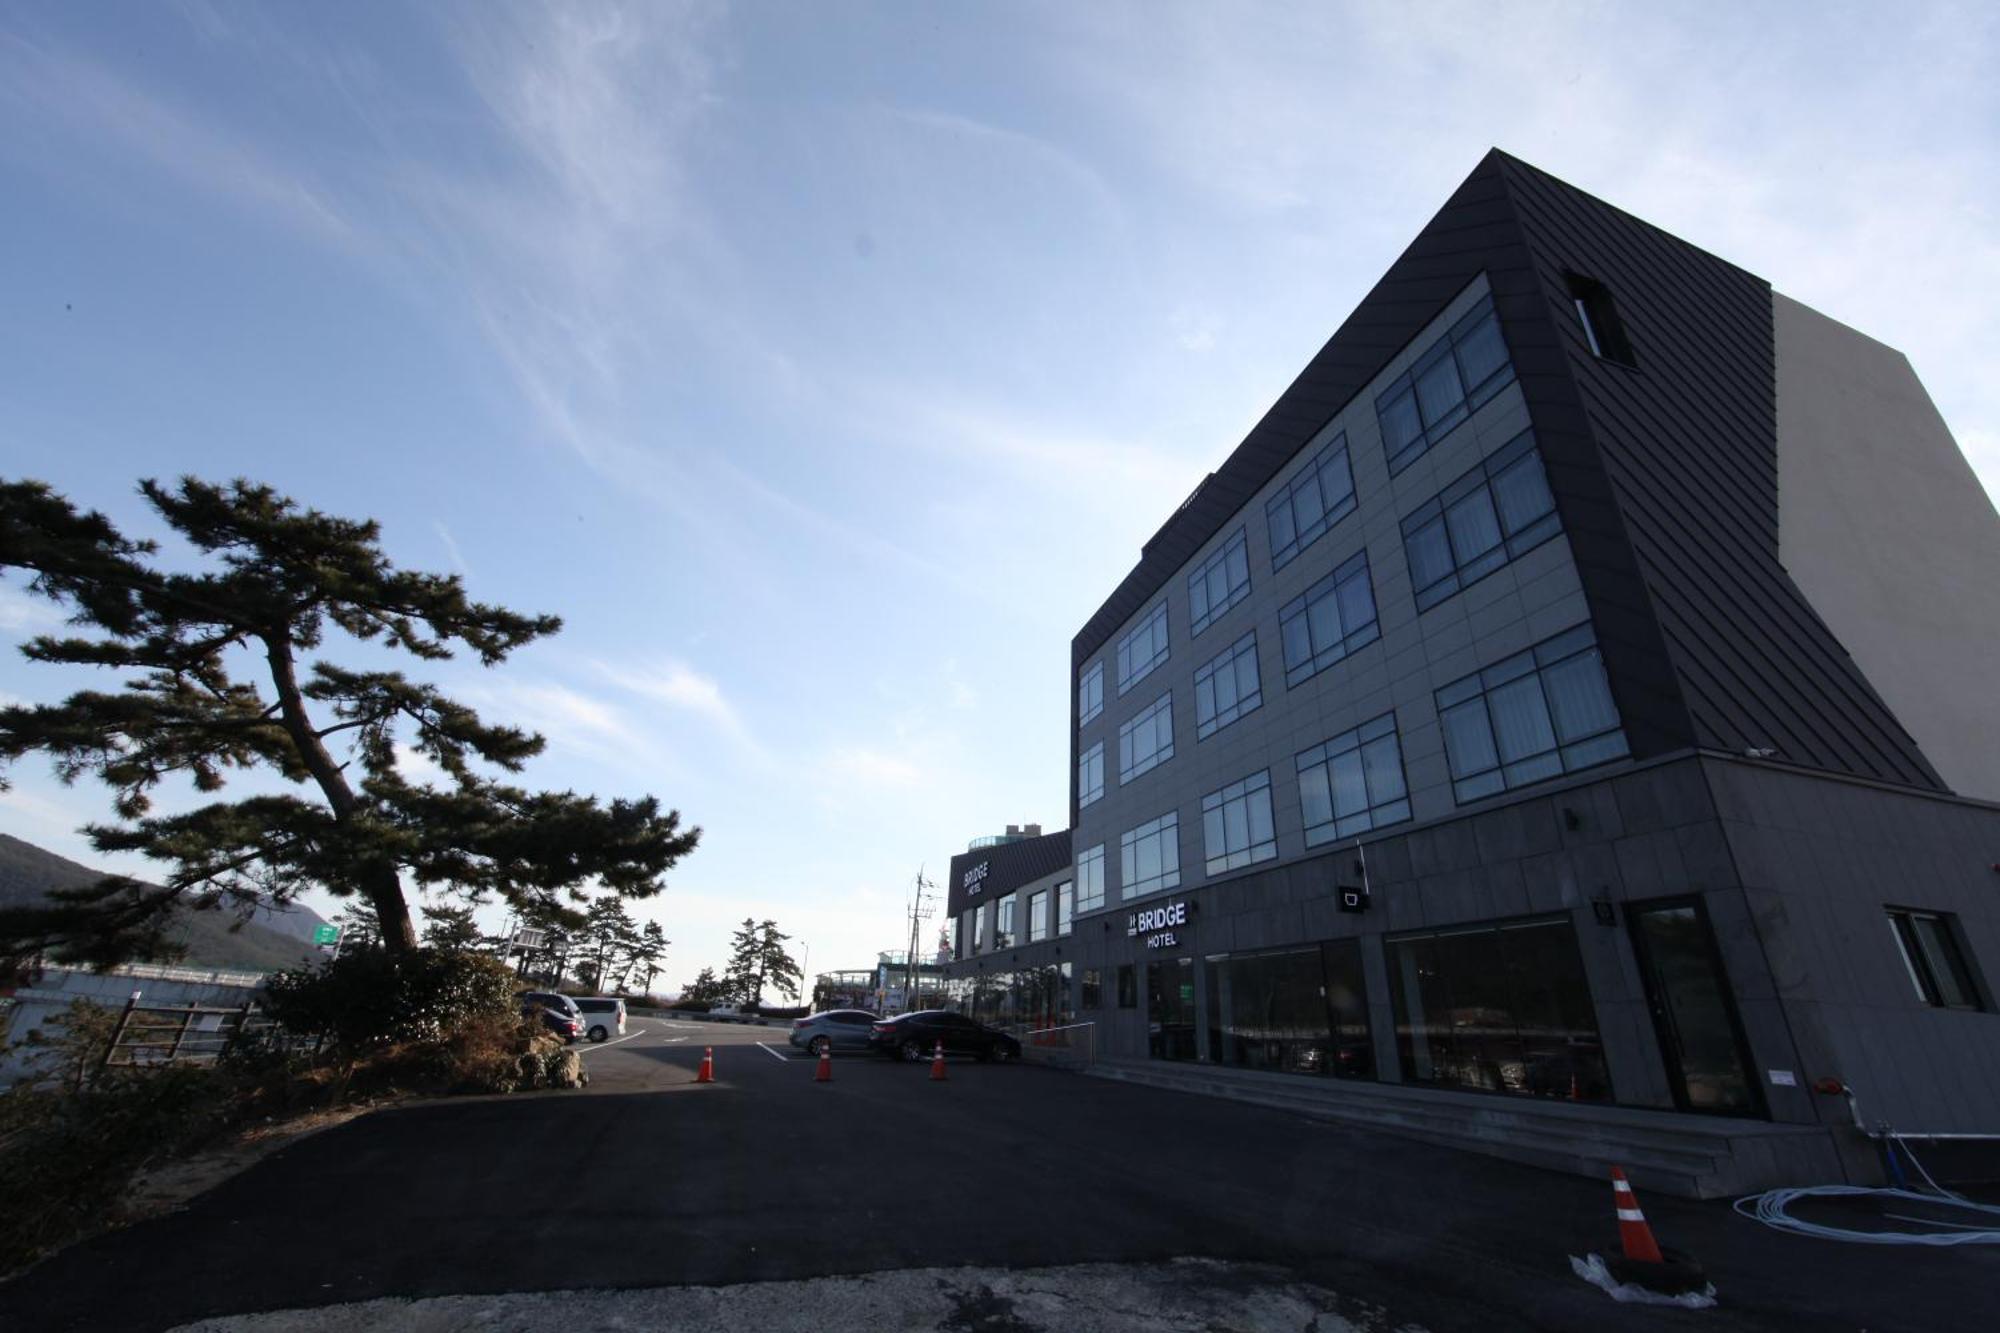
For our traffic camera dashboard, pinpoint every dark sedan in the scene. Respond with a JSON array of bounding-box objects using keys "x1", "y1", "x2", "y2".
[{"x1": 868, "y1": 1010, "x2": 1021, "y2": 1063}]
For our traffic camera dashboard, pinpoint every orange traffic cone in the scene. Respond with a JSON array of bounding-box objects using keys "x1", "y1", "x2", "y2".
[
  {"x1": 929, "y1": 1039, "x2": 948, "y2": 1081},
  {"x1": 1611, "y1": 1167, "x2": 1664, "y2": 1264},
  {"x1": 815, "y1": 1047, "x2": 832, "y2": 1082},
  {"x1": 695, "y1": 1046, "x2": 715, "y2": 1083}
]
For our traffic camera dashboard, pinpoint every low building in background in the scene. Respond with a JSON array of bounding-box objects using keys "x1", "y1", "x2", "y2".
[{"x1": 941, "y1": 148, "x2": 2000, "y2": 1197}]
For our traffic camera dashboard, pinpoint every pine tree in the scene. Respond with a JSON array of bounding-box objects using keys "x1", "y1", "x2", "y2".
[
  {"x1": 681, "y1": 966, "x2": 725, "y2": 1003},
  {"x1": 418, "y1": 902, "x2": 483, "y2": 952},
  {"x1": 629, "y1": 920, "x2": 668, "y2": 998},
  {"x1": 0, "y1": 477, "x2": 700, "y2": 975},
  {"x1": 756, "y1": 920, "x2": 802, "y2": 1004},
  {"x1": 723, "y1": 917, "x2": 760, "y2": 1005},
  {"x1": 581, "y1": 897, "x2": 638, "y2": 994}
]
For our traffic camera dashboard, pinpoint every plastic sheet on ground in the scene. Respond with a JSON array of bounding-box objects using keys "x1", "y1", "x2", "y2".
[{"x1": 1569, "y1": 1253, "x2": 1717, "y2": 1309}]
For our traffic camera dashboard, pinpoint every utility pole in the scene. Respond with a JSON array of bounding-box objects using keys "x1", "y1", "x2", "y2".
[{"x1": 904, "y1": 866, "x2": 935, "y2": 1013}]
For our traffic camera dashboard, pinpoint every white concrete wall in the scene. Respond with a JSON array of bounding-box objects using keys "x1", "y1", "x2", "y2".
[{"x1": 1774, "y1": 294, "x2": 2000, "y2": 802}]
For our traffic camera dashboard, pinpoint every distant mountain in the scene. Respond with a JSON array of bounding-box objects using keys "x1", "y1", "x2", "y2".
[{"x1": 0, "y1": 833, "x2": 329, "y2": 974}]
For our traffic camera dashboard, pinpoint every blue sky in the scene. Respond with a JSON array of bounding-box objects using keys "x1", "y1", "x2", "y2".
[{"x1": 2, "y1": 2, "x2": 1996, "y2": 994}]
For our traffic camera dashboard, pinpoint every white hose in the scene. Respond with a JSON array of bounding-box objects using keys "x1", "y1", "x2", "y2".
[{"x1": 1732, "y1": 1186, "x2": 2000, "y2": 1245}]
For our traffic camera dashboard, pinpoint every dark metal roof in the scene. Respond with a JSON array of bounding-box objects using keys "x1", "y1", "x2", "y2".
[{"x1": 945, "y1": 827, "x2": 1072, "y2": 918}]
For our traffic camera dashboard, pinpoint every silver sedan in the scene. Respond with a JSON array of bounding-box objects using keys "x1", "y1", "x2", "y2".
[{"x1": 787, "y1": 1009, "x2": 881, "y2": 1057}]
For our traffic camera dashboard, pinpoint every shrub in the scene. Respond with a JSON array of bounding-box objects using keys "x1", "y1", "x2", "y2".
[{"x1": 263, "y1": 948, "x2": 516, "y2": 1054}]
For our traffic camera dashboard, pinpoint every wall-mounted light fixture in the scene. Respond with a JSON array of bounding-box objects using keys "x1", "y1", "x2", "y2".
[{"x1": 1591, "y1": 893, "x2": 1617, "y2": 927}]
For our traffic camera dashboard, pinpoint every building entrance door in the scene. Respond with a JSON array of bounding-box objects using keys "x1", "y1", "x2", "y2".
[
  {"x1": 1147, "y1": 956, "x2": 1197, "y2": 1061},
  {"x1": 1627, "y1": 898, "x2": 1763, "y2": 1116}
]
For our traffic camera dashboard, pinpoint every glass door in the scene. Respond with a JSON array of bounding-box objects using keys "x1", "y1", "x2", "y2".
[
  {"x1": 1147, "y1": 957, "x2": 1197, "y2": 1061},
  {"x1": 1627, "y1": 898, "x2": 1763, "y2": 1116}
]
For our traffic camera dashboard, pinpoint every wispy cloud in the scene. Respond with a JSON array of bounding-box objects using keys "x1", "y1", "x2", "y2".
[
  {"x1": 0, "y1": 30, "x2": 356, "y2": 246},
  {"x1": 824, "y1": 746, "x2": 923, "y2": 787},
  {"x1": 0, "y1": 581, "x2": 66, "y2": 637},
  {"x1": 596, "y1": 658, "x2": 762, "y2": 757}
]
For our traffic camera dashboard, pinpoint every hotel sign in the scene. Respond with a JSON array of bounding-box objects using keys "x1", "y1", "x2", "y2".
[
  {"x1": 962, "y1": 861, "x2": 989, "y2": 896},
  {"x1": 1126, "y1": 899, "x2": 1190, "y2": 950}
]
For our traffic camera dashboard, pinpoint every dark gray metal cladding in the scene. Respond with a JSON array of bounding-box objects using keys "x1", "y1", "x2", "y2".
[{"x1": 945, "y1": 828, "x2": 1074, "y2": 918}]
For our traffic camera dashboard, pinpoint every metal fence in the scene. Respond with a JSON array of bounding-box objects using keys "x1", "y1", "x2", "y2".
[
  {"x1": 1020, "y1": 1021, "x2": 1096, "y2": 1070},
  {"x1": 98, "y1": 993, "x2": 271, "y2": 1071}
]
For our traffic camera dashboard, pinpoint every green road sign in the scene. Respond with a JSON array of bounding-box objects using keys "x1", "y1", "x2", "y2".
[{"x1": 312, "y1": 924, "x2": 341, "y2": 946}]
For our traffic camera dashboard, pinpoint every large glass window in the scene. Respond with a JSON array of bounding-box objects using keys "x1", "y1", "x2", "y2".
[
  {"x1": 1193, "y1": 632, "x2": 1262, "y2": 740},
  {"x1": 1078, "y1": 660, "x2": 1104, "y2": 727},
  {"x1": 1056, "y1": 880, "x2": 1073, "y2": 936},
  {"x1": 1082, "y1": 967, "x2": 1102, "y2": 1009},
  {"x1": 1278, "y1": 550, "x2": 1379, "y2": 688},
  {"x1": 1078, "y1": 740, "x2": 1105, "y2": 807},
  {"x1": 1402, "y1": 430, "x2": 1560, "y2": 612},
  {"x1": 1116, "y1": 602, "x2": 1170, "y2": 695},
  {"x1": 1374, "y1": 294, "x2": 1517, "y2": 475},
  {"x1": 1188, "y1": 528, "x2": 1252, "y2": 636},
  {"x1": 1074, "y1": 844, "x2": 1106, "y2": 914},
  {"x1": 1118, "y1": 692, "x2": 1175, "y2": 782},
  {"x1": 1116, "y1": 964, "x2": 1137, "y2": 1009},
  {"x1": 1436, "y1": 623, "x2": 1627, "y2": 803},
  {"x1": 972, "y1": 903, "x2": 986, "y2": 953},
  {"x1": 1266, "y1": 438, "x2": 1358, "y2": 571},
  {"x1": 1297, "y1": 713, "x2": 1412, "y2": 846},
  {"x1": 1120, "y1": 811, "x2": 1181, "y2": 899},
  {"x1": 958, "y1": 907, "x2": 972, "y2": 960},
  {"x1": 1201, "y1": 770, "x2": 1277, "y2": 875},
  {"x1": 1388, "y1": 915, "x2": 1609, "y2": 1101},
  {"x1": 1028, "y1": 890, "x2": 1048, "y2": 943},
  {"x1": 995, "y1": 894, "x2": 1017, "y2": 949},
  {"x1": 1888, "y1": 908, "x2": 1984, "y2": 1010},
  {"x1": 1204, "y1": 941, "x2": 1373, "y2": 1079}
]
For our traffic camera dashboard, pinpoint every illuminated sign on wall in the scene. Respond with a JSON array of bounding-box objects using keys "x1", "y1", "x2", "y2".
[{"x1": 1126, "y1": 899, "x2": 1190, "y2": 949}]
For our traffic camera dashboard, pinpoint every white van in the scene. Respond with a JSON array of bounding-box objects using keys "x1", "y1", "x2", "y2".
[{"x1": 574, "y1": 996, "x2": 627, "y2": 1043}]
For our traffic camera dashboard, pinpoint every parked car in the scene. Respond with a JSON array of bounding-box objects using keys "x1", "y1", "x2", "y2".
[
  {"x1": 520, "y1": 991, "x2": 582, "y2": 1044},
  {"x1": 868, "y1": 1010, "x2": 1021, "y2": 1063},
  {"x1": 709, "y1": 1002, "x2": 742, "y2": 1018},
  {"x1": 788, "y1": 1008, "x2": 881, "y2": 1057},
  {"x1": 574, "y1": 996, "x2": 627, "y2": 1043}
]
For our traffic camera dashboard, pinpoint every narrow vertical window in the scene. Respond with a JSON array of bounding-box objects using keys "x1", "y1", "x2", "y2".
[{"x1": 1565, "y1": 273, "x2": 1637, "y2": 367}]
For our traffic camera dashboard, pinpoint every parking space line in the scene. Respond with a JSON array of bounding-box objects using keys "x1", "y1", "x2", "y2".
[
  {"x1": 578, "y1": 1028, "x2": 646, "y2": 1053},
  {"x1": 755, "y1": 1042, "x2": 791, "y2": 1062}
]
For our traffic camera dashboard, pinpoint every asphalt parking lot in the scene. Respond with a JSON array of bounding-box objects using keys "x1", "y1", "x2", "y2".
[{"x1": 2, "y1": 1018, "x2": 1993, "y2": 1331}]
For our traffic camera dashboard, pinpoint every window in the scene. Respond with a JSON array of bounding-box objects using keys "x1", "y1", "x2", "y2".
[
  {"x1": 1389, "y1": 916, "x2": 1609, "y2": 1100},
  {"x1": 1082, "y1": 967, "x2": 1102, "y2": 1009},
  {"x1": 1375, "y1": 294, "x2": 1517, "y2": 475},
  {"x1": 1120, "y1": 811, "x2": 1181, "y2": 899},
  {"x1": 1266, "y1": 437, "x2": 1358, "y2": 571},
  {"x1": 1204, "y1": 941, "x2": 1373, "y2": 1079},
  {"x1": 1566, "y1": 272, "x2": 1637, "y2": 367},
  {"x1": 1278, "y1": 550, "x2": 1379, "y2": 687},
  {"x1": 1402, "y1": 430, "x2": 1561, "y2": 612},
  {"x1": 1118, "y1": 692, "x2": 1175, "y2": 782},
  {"x1": 1887, "y1": 909, "x2": 1984, "y2": 1010},
  {"x1": 1297, "y1": 712, "x2": 1412, "y2": 846},
  {"x1": 1188, "y1": 528, "x2": 1252, "y2": 635},
  {"x1": 1194, "y1": 632, "x2": 1262, "y2": 740},
  {"x1": 1074, "y1": 844, "x2": 1106, "y2": 914},
  {"x1": 996, "y1": 893, "x2": 1017, "y2": 949},
  {"x1": 1116, "y1": 964, "x2": 1137, "y2": 1009},
  {"x1": 1202, "y1": 770, "x2": 1277, "y2": 875},
  {"x1": 1078, "y1": 660, "x2": 1104, "y2": 726},
  {"x1": 1078, "y1": 740, "x2": 1105, "y2": 807},
  {"x1": 1056, "y1": 880, "x2": 1073, "y2": 936},
  {"x1": 1116, "y1": 602, "x2": 1169, "y2": 695},
  {"x1": 958, "y1": 907, "x2": 972, "y2": 960},
  {"x1": 1028, "y1": 890, "x2": 1048, "y2": 943},
  {"x1": 972, "y1": 904, "x2": 986, "y2": 953},
  {"x1": 1436, "y1": 624, "x2": 1628, "y2": 803}
]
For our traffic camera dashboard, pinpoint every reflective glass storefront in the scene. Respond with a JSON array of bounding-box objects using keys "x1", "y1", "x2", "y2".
[
  {"x1": 1147, "y1": 957, "x2": 1198, "y2": 1061},
  {"x1": 1388, "y1": 915, "x2": 1609, "y2": 1101},
  {"x1": 1203, "y1": 940, "x2": 1373, "y2": 1078},
  {"x1": 946, "y1": 964, "x2": 1072, "y2": 1031}
]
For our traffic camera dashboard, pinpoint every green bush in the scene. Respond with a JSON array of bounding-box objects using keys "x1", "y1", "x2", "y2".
[{"x1": 263, "y1": 948, "x2": 516, "y2": 1053}]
